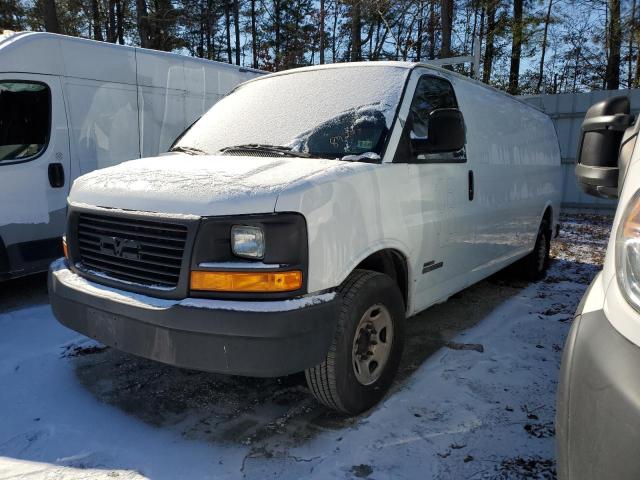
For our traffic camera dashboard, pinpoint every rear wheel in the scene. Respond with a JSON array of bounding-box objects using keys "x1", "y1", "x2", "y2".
[
  {"x1": 520, "y1": 219, "x2": 551, "y2": 281},
  {"x1": 305, "y1": 270, "x2": 405, "y2": 415}
]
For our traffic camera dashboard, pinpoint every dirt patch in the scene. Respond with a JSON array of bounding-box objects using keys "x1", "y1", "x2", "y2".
[{"x1": 497, "y1": 456, "x2": 557, "y2": 479}]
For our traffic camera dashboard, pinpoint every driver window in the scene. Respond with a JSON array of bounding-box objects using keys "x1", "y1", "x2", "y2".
[
  {"x1": 0, "y1": 81, "x2": 51, "y2": 164},
  {"x1": 410, "y1": 76, "x2": 457, "y2": 139}
]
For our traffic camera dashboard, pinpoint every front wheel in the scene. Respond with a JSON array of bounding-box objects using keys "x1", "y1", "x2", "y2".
[{"x1": 305, "y1": 270, "x2": 405, "y2": 415}]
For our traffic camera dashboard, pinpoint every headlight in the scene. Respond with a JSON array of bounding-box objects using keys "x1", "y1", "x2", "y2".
[
  {"x1": 231, "y1": 225, "x2": 265, "y2": 259},
  {"x1": 616, "y1": 189, "x2": 640, "y2": 311}
]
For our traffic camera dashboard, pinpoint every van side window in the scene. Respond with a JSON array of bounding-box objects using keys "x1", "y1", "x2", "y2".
[
  {"x1": 410, "y1": 76, "x2": 458, "y2": 138},
  {"x1": 0, "y1": 81, "x2": 51, "y2": 164}
]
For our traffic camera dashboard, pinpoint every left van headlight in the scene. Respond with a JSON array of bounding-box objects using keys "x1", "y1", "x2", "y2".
[
  {"x1": 231, "y1": 225, "x2": 265, "y2": 259},
  {"x1": 616, "y1": 189, "x2": 640, "y2": 311}
]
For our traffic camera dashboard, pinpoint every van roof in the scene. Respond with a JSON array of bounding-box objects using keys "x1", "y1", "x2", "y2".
[
  {"x1": 0, "y1": 32, "x2": 263, "y2": 87},
  {"x1": 247, "y1": 60, "x2": 543, "y2": 113}
]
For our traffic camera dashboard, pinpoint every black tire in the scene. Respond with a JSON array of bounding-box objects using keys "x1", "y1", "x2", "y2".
[
  {"x1": 305, "y1": 269, "x2": 405, "y2": 415},
  {"x1": 520, "y1": 219, "x2": 551, "y2": 281}
]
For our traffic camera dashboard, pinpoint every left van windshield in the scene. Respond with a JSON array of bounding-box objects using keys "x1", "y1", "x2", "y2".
[
  {"x1": 0, "y1": 81, "x2": 51, "y2": 163},
  {"x1": 174, "y1": 65, "x2": 408, "y2": 160}
]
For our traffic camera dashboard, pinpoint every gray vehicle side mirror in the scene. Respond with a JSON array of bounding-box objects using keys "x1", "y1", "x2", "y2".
[
  {"x1": 411, "y1": 108, "x2": 466, "y2": 154},
  {"x1": 576, "y1": 96, "x2": 633, "y2": 199}
]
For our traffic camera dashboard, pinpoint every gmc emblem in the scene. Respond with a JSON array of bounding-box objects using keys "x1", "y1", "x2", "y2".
[{"x1": 99, "y1": 236, "x2": 141, "y2": 260}]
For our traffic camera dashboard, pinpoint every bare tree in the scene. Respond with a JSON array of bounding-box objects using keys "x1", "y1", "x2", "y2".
[
  {"x1": 629, "y1": 0, "x2": 636, "y2": 87},
  {"x1": 251, "y1": 0, "x2": 258, "y2": 68},
  {"x1": 605, "y1": 0, "x2": 621, "y2": 89},
  {"x1": 508, "y1": 0, "x2": 523, "y2": 93},
  {"x1": 224, "y1": 0, "x2": 232, "y2": 63},
  {"x1": 135, "y1": 0, "x2": 151, "y2": 48},
  {"x1": 440, "y1": 0, "x2": 453, "y2": 57},
  {"x1": 482, "y1": 0, "x2": 497, "y2": 83},
  {"x1": 427, "y1": 0, "x2": 436, "y2": 59},
  {"x1": 233, "y1": 0, "x2": 240, "y2": 65},
  {"x1": 350, "y1": 0, "x2": 362, "y2": 61},
  {"x1": 43, "y1": 0, "x2": 60, "y2": 33},
  {"x1": 91, "y1": 0, "x2": 103, "y2": 40},
  {"x1": 536, "y1": 0, "x2": 554, "y2": 93},
  {"x1": 319, "y1": 0, "x2": 326, "y2": 64},
  {"x1": 415, "y1": 0, "x2": 425, "y2": 61}
]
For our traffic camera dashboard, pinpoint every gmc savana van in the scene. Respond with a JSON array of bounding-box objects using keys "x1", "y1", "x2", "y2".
[
  {"x1": 49, "y1": 62, "x2": 562, "y2": 414},
  {"x1": 0, "y1": 31, "x2": 261, "y2": 280}
]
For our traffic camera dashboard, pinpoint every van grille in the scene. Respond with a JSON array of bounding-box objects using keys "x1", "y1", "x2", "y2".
[{"x1": 76, "y1": 213, "x2": 188, "y2": 288}]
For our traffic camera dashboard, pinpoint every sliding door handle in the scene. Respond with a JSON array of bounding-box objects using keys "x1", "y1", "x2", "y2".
[{"x1": 468, "y1": 170, "x2": 474, "y2": 201}]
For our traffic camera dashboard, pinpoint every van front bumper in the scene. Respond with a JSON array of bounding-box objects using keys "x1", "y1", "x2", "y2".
[
  {"x1": 557, "y1": 276, "x2": 640, "y2": 479},
  {"x1": 48, "y1": 260, "x2": 338, "y2": 377}
]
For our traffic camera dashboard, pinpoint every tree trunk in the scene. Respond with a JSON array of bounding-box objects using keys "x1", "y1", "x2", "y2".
[
  {"x1": 482, "y1": 0, "x2": 497, "y2": 83},
  {"x1": 224, "y1": 1, "x2": 232, "y2": 63},
  {"x1": 274, "y1": 0, "x2": 281, "y2": 68},
  {"x1": 536, "y1": 0, "x2": 553, "y2": 93},
  {"x1": 43, "y1": 0, "x2": 60, "y2": 33},
  {"x1": 251, "y1": 0, "x2": 258, "y2": 68},
  {"x1": 233, "y1": 0, "x2": 240, "y2": 65},
  {"x1": 416, "y1": 0, "x2": 424, "y2": 61},
  {"x1": 116, "y1": 0, "x2": 125, "y2": 44},
  {"x1": 440, "y1": 0, "x2": 453, "y2": 58},
  {"x1": 635, "y1": 24, "x2": 640, "y2": 87},
  {"x1": 350, "y1": 0, "x2": 361, "y2": 61},
  {"x1": 332, "y1": 0, "x2": 339, "y2": 62},
  {"x1": 107, "y1": 0, "x2": 117, "y2": 42},
  {"x1": 605, "y1": 0, "x2": 621, "y2": 89},
  {"x1": 136, "y1": 0, "x2": 151, "y2": 48},
  {"x1": 91, "y1": 0, "x2": 103, "y2": 40},
  {"x1": 319, "y1": 0, "x2": 325, "y2": 64},
  {"x1": 508, "y1": 0, "x2": 523, "y2": 94},
  {"x1": 629, "y1": 0, "x2": 636, "y2": 87},
  {"x1": 427, "y1": 0, "x2": 436, "y2": 59}
]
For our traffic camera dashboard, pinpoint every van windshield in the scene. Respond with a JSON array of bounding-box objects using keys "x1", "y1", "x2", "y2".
[{"x1": 174, "y1": 65, "x2": 408, "y2": 160}]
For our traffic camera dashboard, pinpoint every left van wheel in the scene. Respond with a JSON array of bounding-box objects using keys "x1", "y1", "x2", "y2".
[{"x1": 305, "y1": 269, "x2": 405, "y2": 415}]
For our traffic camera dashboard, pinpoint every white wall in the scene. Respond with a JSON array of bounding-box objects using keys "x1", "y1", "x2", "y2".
[{"x1": 522, "y1": 89, "x2": 640, "y2": 210}]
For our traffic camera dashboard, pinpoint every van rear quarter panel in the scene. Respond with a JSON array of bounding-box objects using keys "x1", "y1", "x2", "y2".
[{"x1": 450, "y1": 76, "x2": 562, "y2": 253}]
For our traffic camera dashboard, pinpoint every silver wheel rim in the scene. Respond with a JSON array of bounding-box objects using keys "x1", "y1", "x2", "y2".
[
  {"x1": 537, "y1": 232, "x2": 547, "y2": 271},
  {"x1": 352, "y1": 304, "x2": 394, "y2": 386}
]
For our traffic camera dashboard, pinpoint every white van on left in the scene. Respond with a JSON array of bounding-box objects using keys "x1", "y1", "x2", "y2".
[{"x1": 0, "y1": 31, "x2": 262, "y2": 280}]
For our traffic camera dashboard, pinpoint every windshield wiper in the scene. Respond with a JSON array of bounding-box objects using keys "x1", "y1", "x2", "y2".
[
  {"x1": 170, "y1": 145, "x2": 208, "y2": 155},
  {"x1": 219, "y1": 144, "x2": 312, "y2": 158}
]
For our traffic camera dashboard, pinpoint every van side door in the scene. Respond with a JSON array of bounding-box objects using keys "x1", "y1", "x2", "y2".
[
  {"x1": 395, "y1": 72, "x2": 476, "y2": 310},
  {"x1": 0, "y1": 74, "x2": 70, "y2": 278}
]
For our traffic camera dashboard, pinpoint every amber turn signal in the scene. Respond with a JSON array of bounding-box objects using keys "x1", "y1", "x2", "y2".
[
  {"x1": 62, "y1": 236, "x2": 69, "y2": 259},
  {"x1": 190, "y1": 270, "x2": 303, "y2": 292}
]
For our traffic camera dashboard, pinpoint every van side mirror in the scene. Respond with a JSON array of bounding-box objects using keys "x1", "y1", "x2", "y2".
[
  {"x1": 411, "y1": 108, "x2": 466, "y2": 154},
  {"x1": 576, "y1": 96, "x2": 633, "y2": 199}
]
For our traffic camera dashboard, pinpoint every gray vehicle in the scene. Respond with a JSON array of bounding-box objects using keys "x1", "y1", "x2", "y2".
[{"x1": 557, "y1": 96, "x2": 640, "y2": 479}]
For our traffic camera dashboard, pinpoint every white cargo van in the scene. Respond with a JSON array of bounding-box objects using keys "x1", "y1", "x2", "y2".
[
  {"x1": 49, "y1": 62, "x2": 562, "y2": 414},
  {"x1": 557, "y1": 96, "x2": 639, "y2": 479},
  {"x1": 0, "y1": 31, "x2": 261, "y2": 280}
]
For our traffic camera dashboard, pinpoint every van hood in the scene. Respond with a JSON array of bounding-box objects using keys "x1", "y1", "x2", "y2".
[{"x1": 69, "y1": 154, "x2": 343, "y2": 217}]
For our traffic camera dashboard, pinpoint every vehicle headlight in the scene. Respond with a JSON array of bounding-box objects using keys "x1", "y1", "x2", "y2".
[
  {"x1": 616, "y1": 189, "x2": 640, "y2": 311},
  {"x1": 231, "y1": 225, "x2": 265, "y2": 259}
]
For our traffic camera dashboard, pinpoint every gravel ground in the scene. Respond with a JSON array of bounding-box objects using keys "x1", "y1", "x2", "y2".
[{"x1": 0, "y1": 211, "x2": 613, "y2": 479}]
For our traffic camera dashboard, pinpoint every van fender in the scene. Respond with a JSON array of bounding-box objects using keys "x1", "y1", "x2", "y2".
[{"x1": 329, "y1": 239, "x2": 414, "y2": 309}]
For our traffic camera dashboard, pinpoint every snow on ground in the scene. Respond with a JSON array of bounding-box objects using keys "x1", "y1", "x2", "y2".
[{"x1": 0, "y1": 212, "x2": 611, "y2": 479}]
